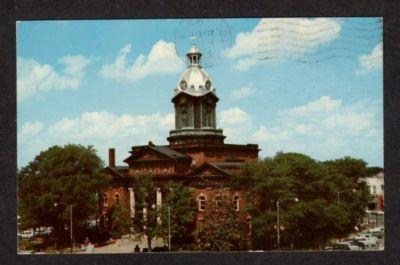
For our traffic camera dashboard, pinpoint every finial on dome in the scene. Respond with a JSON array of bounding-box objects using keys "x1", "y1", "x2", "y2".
[{"x1": 187, "y1": 45, "x2": 202, "y2": 66}]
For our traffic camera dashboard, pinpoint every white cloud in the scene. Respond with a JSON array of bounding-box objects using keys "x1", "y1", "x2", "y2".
[
  {"x1": 219, "y1": 107, "x2": 252, "y2": 143},
  {"x1": 280, "y1": 96, "x2": 342, "y2": 117},
  {"x1": 223, "y1": 18, "x2": 341, "y2": 71},
  {"x1": 220, "y1": 107, "x2": 251, "y2": 126},
  {"x1": 99, "y1": 40, "x2": 185, "y2": 83},
  {"x1": 251, "y1": 126, "x2": 291, "y2": 143},
  {"x1": 233, "y1": 57, "x2": 260, "y2": 71},
  {"x1": 47, "y1": 111, "x2": 174, "y2": 140},
  {"x1": 58, "y1": 55, "x2": 93, "y2": 76},
  {"x1": 18, "y1": 121, "x2": 44, "y2": 139},
  {"x1": 18, "y1": 111, "x2": 175, "y2": 167},
  {"x1": 357, "y1": 42, "x2": 382, "y2": 74},
  {"x1": 230, "y1": 83, "x2": 256, "y2": 100},
  {"x1": 250, "y1": 96, "x2": 382, "y2": 162},
  {"x1": 17, "y1": 55, "x2": 92, "y2": 101}
]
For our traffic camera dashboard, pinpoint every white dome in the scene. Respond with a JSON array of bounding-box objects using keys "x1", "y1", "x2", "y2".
[
  {"x1": 174, "y1": 45, "x2": 216, "y2": 97},
  {"x1": 177, "y1": 67, "x2": 214, "y2": 95}
]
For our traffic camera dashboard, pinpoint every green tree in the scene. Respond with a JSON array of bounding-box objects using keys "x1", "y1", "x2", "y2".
[
  {"x1": 196, "y1": 194, "x2": 250, "y2": 251},
  {"x1": 18, "y1": 144, "x2": 108, "y2": 244},
  {"x1": 234, "y1": 152, "x2": 370, "y2": 250},
  {"x1": 160, "y1": 182, "x2": 196, "y2": 249},
  {"x1": 109, "y1": 205, "x2": 132, "y2": 238},
  {"x1": 131, "y1": 174, "x2": 161, "y2": 251}
]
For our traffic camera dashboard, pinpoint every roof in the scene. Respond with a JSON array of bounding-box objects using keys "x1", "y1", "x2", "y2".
[
  {"x1": 190, "y1": 161, "x2": 245, "y2": 177},
  {"x1": 123, "y1": 143, "x2": 191, "y2": 163},
  {"x1": 209, "y1": 162, "x2": 244, "y2": 169},
  {"x1": 174, "y1": 66, "x2": 216, "y2": 98},
  {"x1": 107, "y1": 166, "x2": 128, "y2": 178},
  {"x1": 173, "y1": 44, "x2": 217, "y2": 99},
  {"x1": 153, "y1": 145, "x2": 191, "y2": 160}
]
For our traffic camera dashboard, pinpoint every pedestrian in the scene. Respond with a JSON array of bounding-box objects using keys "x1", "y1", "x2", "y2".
[
  {"x1": 86, "y1": 241, "x2": 95, "y2": 254},
  {"x1": 134, "y1": 244, "x2": 140, "y2": 253}
]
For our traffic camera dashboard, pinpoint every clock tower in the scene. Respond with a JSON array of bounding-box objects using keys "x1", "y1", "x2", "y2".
[{"x1": 167, "y1": 45, "x2": 225, "y2": 146}]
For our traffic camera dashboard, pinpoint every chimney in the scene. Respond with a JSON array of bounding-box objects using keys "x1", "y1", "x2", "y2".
[{"x1": 109, "y1": 148, "x2": 115, "y2": 167}]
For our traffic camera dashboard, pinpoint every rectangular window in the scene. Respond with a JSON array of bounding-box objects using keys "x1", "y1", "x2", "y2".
[
  {"x1": 373, "y1": 185, "x2": 377, "y2": 194},
  {"x1": 103, "y1": 194, "x2": 108, "y2": 207},
  {"x1": 194, "y1": 103, "x2": 201, "y2": 129}
]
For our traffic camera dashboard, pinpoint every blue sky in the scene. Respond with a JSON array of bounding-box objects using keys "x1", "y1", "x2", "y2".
[{"x1": 17, "y1": 18, "x2": 383, "y2": 167}]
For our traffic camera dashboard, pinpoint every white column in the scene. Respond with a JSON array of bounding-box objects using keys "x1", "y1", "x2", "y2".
[
  {"x1": 156, "y1": 188, "x2": 162, "y2": 223},
  {"x1": 156, "y1": 188, "x2": 162, "y2": 207},
  {"x1": 128, "y1": 187, "x2": 135, "y2": 217}
]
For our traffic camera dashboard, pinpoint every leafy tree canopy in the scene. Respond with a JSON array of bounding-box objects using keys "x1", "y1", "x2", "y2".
[
  {"x1": 131, "y1": 174, "x2": 160, "y2": 251},
  {"x1": 18, "y1": 144, "x2": 109, "y2": 241},
  {"x1": 160, "y1": 181, "x2": 196, "y2": 248},
  {"x1": 234, "y1": 152, "x2": 370, "y2": 250}
]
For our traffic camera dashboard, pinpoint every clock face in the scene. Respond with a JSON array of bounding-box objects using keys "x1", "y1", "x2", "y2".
[{"x1": 180, "y1": 80, "x2": 187, "y2": 90}]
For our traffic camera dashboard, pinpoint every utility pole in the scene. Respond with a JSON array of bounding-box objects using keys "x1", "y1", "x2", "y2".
[
  {"x1": 70, "y1": 204, "x2": 73, "y2": 253},
  {"x1": 168, "y1": 205, "x2": 171, "y2": 251},
  {"x1": 276, "y1": 197, "x2": 299, "y2": 250},
  {"x1": 276, "y1": 201, "x2": 280, "y2": 249}
]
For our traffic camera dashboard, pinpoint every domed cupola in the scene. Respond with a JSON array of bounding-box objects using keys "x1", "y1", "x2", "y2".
[
  {"x1": 174, "y1": 45, "x2": 216, "y2": 97},
  {"x1": 168, "y1": 45, "x2": 225, "y2": 147}
]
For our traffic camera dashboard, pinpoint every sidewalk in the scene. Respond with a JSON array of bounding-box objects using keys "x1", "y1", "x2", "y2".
[{"x1": 93, "y1": 236, "x2": 165, "y2": 253}]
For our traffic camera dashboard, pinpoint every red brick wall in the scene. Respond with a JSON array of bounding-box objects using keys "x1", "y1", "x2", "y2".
[
  {"x1": 181, "y1": 149, "x2": 258, "y2": 164},
  {"x1": 101, "y1": 186, "x2": 130, "y2": 213},
  {"x1": 194, "y1": 188, "x2": 249, "y2": 221}
]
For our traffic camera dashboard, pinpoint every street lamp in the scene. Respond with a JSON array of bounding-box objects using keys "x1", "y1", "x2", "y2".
[
  {"x1": 53, "y1": 202, "x2": 73, "y2": 252},
  {"x1": 69, "y1": 204, "x2": 74, "y2": 253},
  {"x1": 337, "y1": 189, "x2": 356, "y2": 207},
  {"x1": 168, "y1": 205, "x2": 171, "y2": 252},
  {"x1": 276, "y1": 197, "x2": 299, "y2": 250},
  {"x1": 152, "y1": 203, "x2": 171, "y2": 251}
]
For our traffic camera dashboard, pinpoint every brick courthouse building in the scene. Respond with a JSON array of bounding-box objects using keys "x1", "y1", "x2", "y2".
[{"x1": 101, "y1": 45, "x2": 260, "y2": 231}]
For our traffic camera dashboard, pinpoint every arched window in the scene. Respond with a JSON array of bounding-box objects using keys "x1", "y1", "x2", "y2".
[
  {"x1": 114, "y1": 193, "x2": 120, "y2": 205},
  {"x1": 198, "y1": 194, "x2": 206, "y2": 211},
  {"x1": 233, "y1": 195, "x2": 240, "y2": 211},
  {"x1": 103, "y1": 193, "x2": 108, "y2": 207}
]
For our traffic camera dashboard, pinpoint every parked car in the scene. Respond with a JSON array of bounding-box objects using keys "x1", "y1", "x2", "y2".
[
  {"x1": 19, "y1": 250, "x2": 34, "y2": 254},
  {"x1": 18, "y1": 229, "x2": 34, "y2": 240},
  {"x1": 38, "y1": 227, "x2": 53, "y2": 236},
  {"x1": 342, "y1": 242, "x2": 362, "y2": 250},
  {"x1": 342, "y1": 239, "x2": 365, "y2": 250},
  {"x1": 349, "y1": 240, "x2": 366, "y2": 250},
  {"x1": 352, "y1": 236, "x2": 376, "y2": 247},
  {"x1": 369, "y1": 230, "x2": 384, "y2": 239},
  {"x1": 359, "y1": 233, "x2": 379, "y2": 244},
  {"x1": 331, "y1": 244, "x2": 351, "y2": 250},
  {"x1": 368, "y1": 227, "x2": 384, "y2": 238}
]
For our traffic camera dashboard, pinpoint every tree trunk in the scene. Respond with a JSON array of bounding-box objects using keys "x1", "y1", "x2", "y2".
[{"x1": 147, "y1": 236, "x2": 152, "y2": 251}]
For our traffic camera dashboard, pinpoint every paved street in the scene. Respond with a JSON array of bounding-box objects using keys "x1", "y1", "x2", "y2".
[{"x1": 93, "y1": 236, "x2": 164, "y2": 254}]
